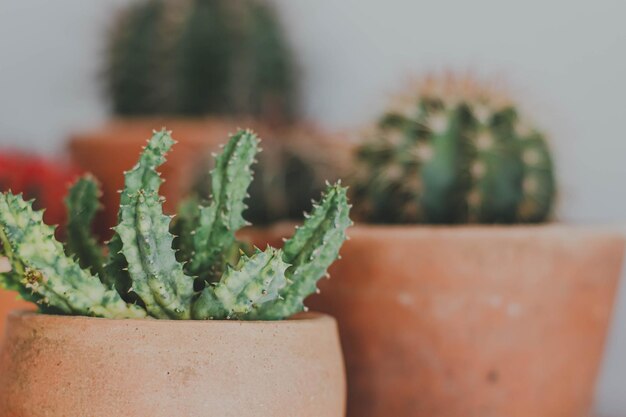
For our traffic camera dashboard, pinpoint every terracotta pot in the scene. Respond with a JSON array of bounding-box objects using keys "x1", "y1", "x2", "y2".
[
  {"x1": 68, "y1": 118, "x2": 267, "y2": 235},
  {"x1": 0, "y1": 311, "x2": 345, "y2": 417},
  {"x1": 0, "y1": 258, "x2": 35, "y2": 343},
  {"x1": 0, "y1": 291, "x2": 33, "y2": 342},
  {"x1": 244, "y1": 224, "x2": 625, "y2": 417}
]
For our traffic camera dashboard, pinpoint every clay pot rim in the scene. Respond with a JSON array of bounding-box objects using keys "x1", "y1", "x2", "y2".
[
  {"x1": 262, "y1": 222, "x2": 625, "y2": 239},
  {"x1": 6, "y1": 310, "x2": 333, "y2": 327},
  {"x1": 68, "y1": 117, "x2": 268, "y2": 145}
]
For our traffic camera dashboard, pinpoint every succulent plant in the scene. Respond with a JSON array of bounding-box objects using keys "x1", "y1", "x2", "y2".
[
  {"x1": 0, "y1": 129, "x2": 351, "y2": 320},
  {"x1": 352, "y1": 76, "x2": 556, "y2": 224},
  {"x1": 106, "y1": 0, "x2": 297, "y2": 122}
]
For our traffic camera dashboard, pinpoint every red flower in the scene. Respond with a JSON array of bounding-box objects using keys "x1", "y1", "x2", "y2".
[{"x1": 0, "y1": 151, "x2": 82, "y2": 228}]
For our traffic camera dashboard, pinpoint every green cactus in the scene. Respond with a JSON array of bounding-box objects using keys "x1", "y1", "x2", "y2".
[
  {"x1": 249, "y1": 183, "x2": 352, "y2": 319},
  {"x1": 105, "y1": 0, "x2": 297, "y2": 121},
  {"x1": 112, "y1": 131, "x2": 195, "y2": 319},
  {"x1": 0, "y1": 193, "x2": 146, "y2": 318},
  {"x1": 185, "y1": 130, "x2": 258, "y2": 285},
  {"x1": 65, "y1": 175, "x2": 106, "y2": 278},
  {"x1": 0, "y1": 128, "x2": 350, "y2": 320},
  {"x1": 353, "y1": 76, "x2": 556, "y2": 224},
  {"x1": 192, "y1": 247, "x2": 288, "y2": 319}
]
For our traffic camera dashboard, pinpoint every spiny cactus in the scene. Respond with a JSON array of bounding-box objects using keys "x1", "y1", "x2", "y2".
[
  {"x1": 65, "y1": 175, "x2": 105, "y2": 278},
  {"x1": 352, "y1": 75, "x2": 556, "y2": 224},
  {"x1": 0, "y1": 128, "x2": 351, "y2": 320},
  {"x1": 0, "y1": 193, "x2": 146, "y2": 318},
  {"x1": 106, "y1": 0, "x2": 297, "y2": 121}
]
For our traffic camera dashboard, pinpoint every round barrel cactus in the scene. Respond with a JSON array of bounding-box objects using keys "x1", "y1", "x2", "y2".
[
  {"x1": 105, "y1": 0, "x2": 296, "y2": 121},
  {"x1": 353, "y1": 76, "x2": 556, "y2": 224}
]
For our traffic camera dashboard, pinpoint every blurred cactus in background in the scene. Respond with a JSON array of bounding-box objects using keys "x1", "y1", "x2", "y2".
[
  {"x1": 243, "y1": 127, "x2": 351, "y2": 225},
  {"x1": 352, "y1": 74, "x2": 556, "y2": 224},
  {"x1": 0, "y1": 152, "x2": 80, "y2": 228},
  {"x1": 105, "y1": 0, "x2": 297, "y2": 123}
]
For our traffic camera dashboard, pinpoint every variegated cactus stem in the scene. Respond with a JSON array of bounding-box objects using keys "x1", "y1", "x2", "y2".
[
  {"x1": 0, "y1": 192, "x2": 146, "y2": 318},
  {"x1": 65, "y1": 174, "x2": 106, "y2": 279},
  {"x1": 192, "y1": 247, "x2": 289, "y2": 320},
  {"x1": 111, "y1": 129, "x2": 194, "y2": 319},
  {"x1": 248, "y1": 183, "x2": 352, "y2": 320},
  {"x1": 185, "y1": 129, "x2": 259, "y2": 284}
]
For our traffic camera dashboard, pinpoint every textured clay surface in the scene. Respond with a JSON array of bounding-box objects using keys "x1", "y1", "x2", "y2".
[
  {"x1": 0, "y1": 290, "x2": 34, "y2": 344},
  {"x1": 247, "y1": 224, "x2": 625, "y2": 417},
  {"x1": 0, "y1": 312, "x2": 345, "y2": 417}
]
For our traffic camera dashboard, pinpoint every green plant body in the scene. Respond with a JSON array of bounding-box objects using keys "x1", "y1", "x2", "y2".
[
  {"x1": 0, "y1": 129, "x2": 351, "y2": 320},
  {"x1": 352, "y1": 76, "x2": 556, "y2": 224},
  {"x1": 106, "y1": 0, "x2": 297, "y2": 122}
]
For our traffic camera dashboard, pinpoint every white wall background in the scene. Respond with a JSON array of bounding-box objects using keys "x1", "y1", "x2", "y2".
[{"x1": 1, "y1": 0, "x2": 625, "y2": 414}]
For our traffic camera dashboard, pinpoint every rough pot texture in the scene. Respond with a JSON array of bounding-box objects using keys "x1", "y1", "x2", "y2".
[
  {"x1": 0, "y1": 291, "x2": 33, "y2": 343},
  {"x1": 0, "y1": 311, "x2": 345, "y2": 417},
  {"x1": 246, "y1": 225, "x2": 625, "y2": 417}
]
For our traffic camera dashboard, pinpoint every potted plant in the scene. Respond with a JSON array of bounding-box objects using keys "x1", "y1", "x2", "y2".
[
  {"x1": 0, "y1": 128, "x2": 352, "y2": 417},
  {"x1": 69, "y1": 0, "x2": 297, "y2": 232},
  {"x1": 251, "y1": 76, "x2": 626, "y2": 417}
]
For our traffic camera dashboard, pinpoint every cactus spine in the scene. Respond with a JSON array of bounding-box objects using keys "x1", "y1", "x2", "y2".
[
  {"x1": 106, "y1": 0, "x2": 296, "y2": 121},
  {"x1": 353, "y1": 76, "x2": 556, "y2": 224},
  {"x1": 0, "y1": 128, "x2": 350, "y2": 320}
]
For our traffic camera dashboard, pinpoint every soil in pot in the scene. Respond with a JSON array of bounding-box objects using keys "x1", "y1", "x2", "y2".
[
  {"x1": 245, "y1": 224, "x2": 625, "y2": 417},
  {"x1": 0, "y1": 311, "x2": 345, "y2": 417}
]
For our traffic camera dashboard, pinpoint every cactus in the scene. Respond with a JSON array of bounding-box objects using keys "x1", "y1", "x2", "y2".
[
  {"x1": 65, "y1": 175, "x2": 106, "y2": 278},
  {"x1": 352, "y1": 75, "x2": 556, "y2": 224},
  {"x1": 0, "y1": 128, "x2": 350, "y2": 320},
  {"x1": 192, "y1": 247, "x2": 288, "y2": 319},
  {"x1": 0, "y1": 193, "x2": 146, "y2": 318},
  {"x1": 185, "y1": 130, "x2": 257, "y2": 284},
  {"x1": 249, "y1": 183, "x2": 351, "y2": 319},
  {"x1": 105, "y1": 0, "x2": 296, "y2": 121}
]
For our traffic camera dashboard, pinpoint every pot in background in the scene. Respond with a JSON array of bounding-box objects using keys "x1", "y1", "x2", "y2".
[
  {"x1": 246, "y1": 224, "x2": 625, "y2": 417},
  {"x1": 0, "y1": 311, "x2": 345, "y2": 417}
]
